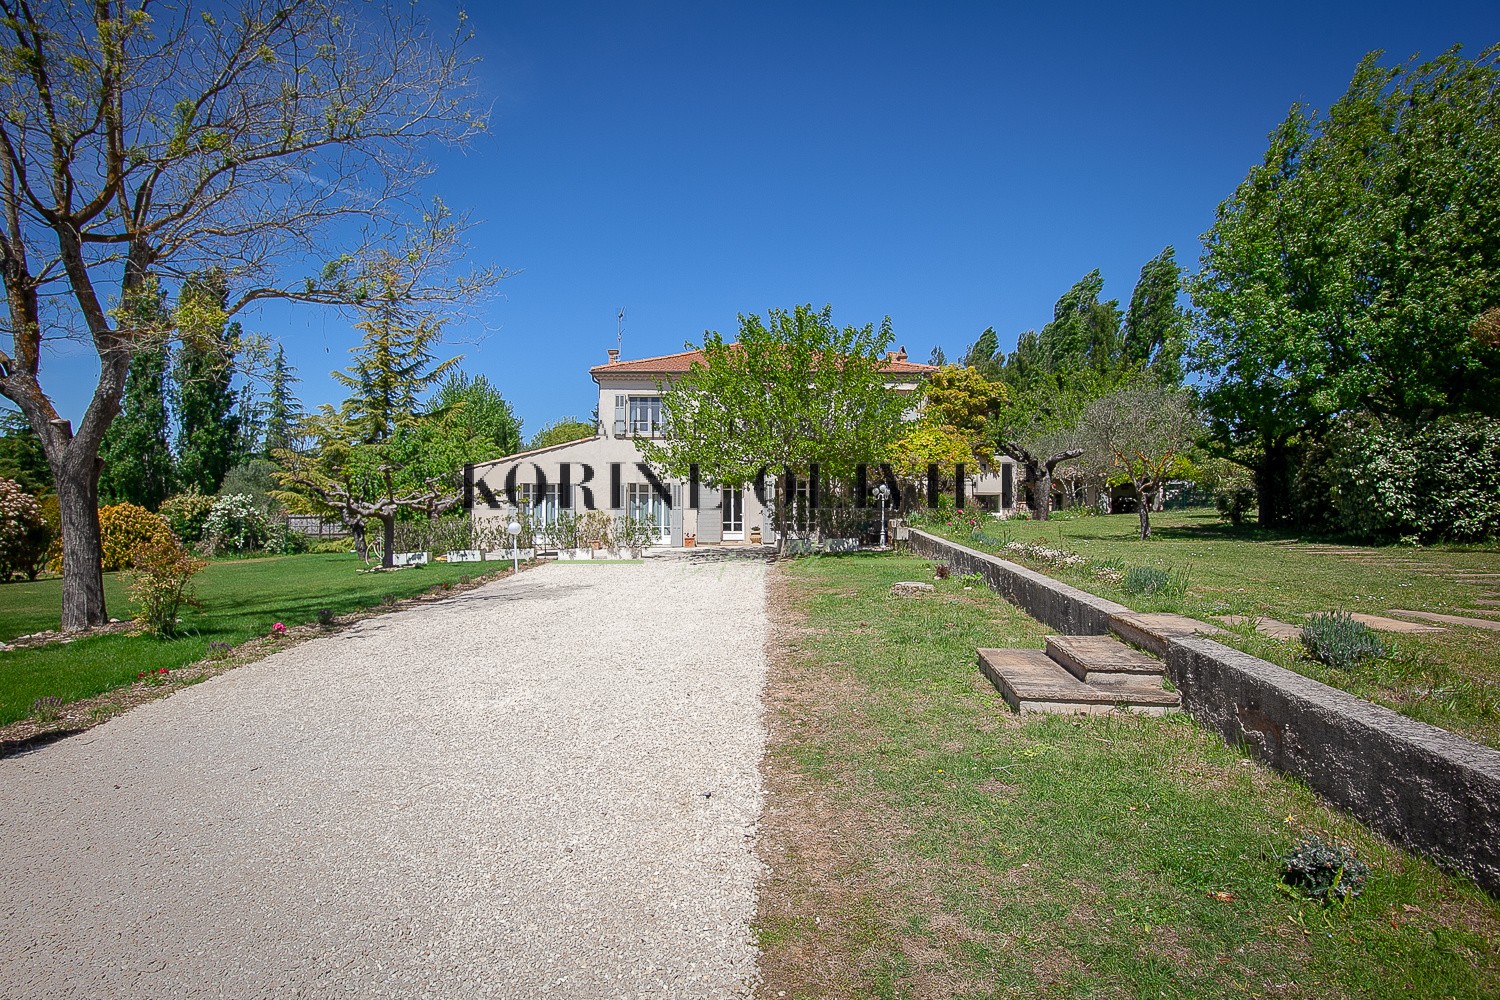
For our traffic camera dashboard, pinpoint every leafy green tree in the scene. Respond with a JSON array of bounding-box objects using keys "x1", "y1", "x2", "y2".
[
  {"x1": 1123, "y1": 246, "x2": 1188, "y2": 384},
  {"x1": 334, "y1": 258, "x2": 462, "y2": 443},
  {"x1": 0, "y1": 0, "x2": 493, "y2": 629},
  {"x1": 99, "y1": 346, "x2": 174, "y2": 510},
  {"x1": 641, "y1": 304, "x2": 908, "y2": 554},
  {"x1": 173, "y1": 274, "x2": 241, "y2": 494},
  {"x1": 0, "y1": 408, "x2": 50, "y2": 496},
  {"x1": 431, "y1": 372, "x2": 523, "y2": 460},
  {"x1": 262, "y1": 346, "x2": 304, "y2": 456},
  {"x1": 528, "y1": 418, "x2": 597, "y2": 451},
  {"x1": 1191, "y1": 45, "x2": 1500, "y2": 527},
  {"x1": 927, "y1": 345, "x2": 947, "y2": 366},
  {"x1": 960, "y1": 327, "x2": 1001, "y2": 377}
]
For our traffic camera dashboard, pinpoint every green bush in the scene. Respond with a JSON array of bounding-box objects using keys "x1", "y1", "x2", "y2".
[
  {"x1": 0, "y1": 478, "x2": 50, "y2": 581},
  {"x1": 1282, "y1": 834, "x2": 1370, "y2": 903},
  {"x1": 1324, "y1": 415, "x2": 1500, "y2": 542},
  {"x1": 1121, "y1": 565, "x2": 1188, "y2": 599},
  {"x1": 1300, "y1": 611, "x2": 1385, "y2": 670},
  {"x1": 310, "y1": 538, "x2": 354, "y2": 554},
  {"x1": 125, "y1": 533, "x2": 206, "y2": 637},
  {"x1": 99, "y1": 502, "x2": 175, "y2": 571},
  {"x1": 159, "y1": 490, "x2": 217, "y2": 543}
]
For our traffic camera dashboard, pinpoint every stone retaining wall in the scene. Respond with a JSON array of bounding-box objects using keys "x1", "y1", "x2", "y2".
[
  {"x1": 909, "y1": 528, "x2": 1500, "y2": 894},
  {"x1": 908, "y1": 529, "x2": 1129, "y2": 635}
]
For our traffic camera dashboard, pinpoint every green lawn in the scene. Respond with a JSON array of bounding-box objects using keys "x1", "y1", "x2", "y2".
[
  {"x1": 0, "y1": 554, "x2": 497, "y2": 728},
  {"x1": 758, "y1": 552, "x2": 1500, "y2": 998},
  {"x1": 922, "y1": 508, "x2": 1500, "y2": 750}
]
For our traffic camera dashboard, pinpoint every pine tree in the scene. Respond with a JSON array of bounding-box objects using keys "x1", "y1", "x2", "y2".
[
  {"x1": 263, "y1": 346, "x2": 304, "y2": 456},
  {"x1": 172, "y1": 274, "x2": 241, "y2": 494},
  {"x1": 334, "y1": 262, "x2": 460, "y2": 442},
  {"x1": 99, "y1": 347, "x2": 175, "y2": 509}
]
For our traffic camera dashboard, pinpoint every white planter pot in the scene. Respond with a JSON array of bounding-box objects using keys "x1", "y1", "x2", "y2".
[
  {"x1": 784, "y1": 538, "x2": 814, "y2": 556},
  {"x1": 392, "y1": 551, "x2": 429, "y2": 567},
  {"x1": 444, "y1": 550, "x2": 483, "y2": 563},
  {"x1": 557, "y1": 548, "x2": 589, "y2": 561},
  {"x1": 484, "y1": 549, "x2": 534, "y2": 561},
  {"x1": 824, "y1": 538, "x2": 860, "y2": 553}
]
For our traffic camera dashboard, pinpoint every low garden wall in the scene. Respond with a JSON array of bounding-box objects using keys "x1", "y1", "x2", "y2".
[{"x1": 908, "y1": 528, "x2": 1500, "y2": 894}]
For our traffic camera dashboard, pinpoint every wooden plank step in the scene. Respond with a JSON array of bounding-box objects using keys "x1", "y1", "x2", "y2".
[
  {"x1": 977, "y1": 649, "x2": 1179, "y2": 715},
  {"x1": 1045, "y1": 634, "x2": 1165, "y2": 682},
  {"x1": 1108, "y1": 612, "x2": 1227, "y2": 657}
]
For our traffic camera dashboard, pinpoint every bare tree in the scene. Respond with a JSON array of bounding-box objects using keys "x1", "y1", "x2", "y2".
[
  {"x1": 997, "y1": 440, "x2": 1083, "y2": 521},
  {"x1": 1081, "y1": 382, "x2": 1200, "y2": 539},
  {"x1": 0, "y1": 1, "x2": 497, "y2": 628}
]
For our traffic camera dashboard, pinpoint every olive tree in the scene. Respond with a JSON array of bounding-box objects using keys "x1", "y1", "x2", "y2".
[{"x1": 1081, "y1": 382, "x2": 1200, "y2": 539}]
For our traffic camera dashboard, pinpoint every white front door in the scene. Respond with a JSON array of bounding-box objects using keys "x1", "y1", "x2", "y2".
[
  {"x1": 722, "y1": 488, "x2": 744, "y2": 540},
  {"x1": 627, "y1": 483, "x2": 671, "y2": 545}
]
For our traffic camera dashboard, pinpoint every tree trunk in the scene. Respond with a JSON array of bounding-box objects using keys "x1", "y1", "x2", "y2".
[
  {"x1": 1138, "y1": 490, "x2": 1153, "y2": 539},
  {"x1": 1255, "y1": 439, "x2": 1294, "y2": 529},
  {"x1": 381, "y1": 515, "x2": 396, "y2": 569},
  {"x1": 352, "y1": 522, "x2": 368, "y2": 561},
  {"x1": 1034, "y1": 469, "x2": 1052, "y2": 521},
  {"x1": 56, "y1": 460, "x2": 108, "y2": 630}
]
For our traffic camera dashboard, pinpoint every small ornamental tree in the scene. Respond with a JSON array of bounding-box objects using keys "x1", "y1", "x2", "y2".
[
  {"x1": 1082, "y1": 382, "x2": 1201, "y2": 539},
  {"x1": 0, "y1": 478, "x2": 49, "y2": 581},
  {"x1": 203, "y1": 494, "x2": 272, "y2": 554}
]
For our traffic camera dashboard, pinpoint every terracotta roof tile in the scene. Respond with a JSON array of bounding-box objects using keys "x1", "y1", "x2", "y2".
[{"x1": 590, "y1": 345, "x2": 937, "y2": 378}]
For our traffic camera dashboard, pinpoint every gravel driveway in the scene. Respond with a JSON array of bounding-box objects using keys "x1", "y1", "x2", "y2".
[{"x1": 0, "y1": 556, "x2": 769, "y2": 998}]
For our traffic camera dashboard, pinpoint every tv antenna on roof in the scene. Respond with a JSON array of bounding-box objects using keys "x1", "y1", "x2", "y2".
[{"x1": 616, "y1": 307, "x2": 626, "y2": 354}]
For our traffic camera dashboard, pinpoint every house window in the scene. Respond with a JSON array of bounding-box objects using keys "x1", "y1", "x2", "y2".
[{"x1": 628, "y1": 395, "x2": 663, "y2": 437}]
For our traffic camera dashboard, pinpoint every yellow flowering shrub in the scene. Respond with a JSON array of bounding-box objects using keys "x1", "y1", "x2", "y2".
[{"x1": 99, "y1": 502, "x2": 175, "y2": 571}]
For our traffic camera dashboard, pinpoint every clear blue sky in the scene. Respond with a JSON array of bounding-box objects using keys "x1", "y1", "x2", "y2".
[{"x1": 39, "y1": 2, "x2": 1499, "y2": 441}]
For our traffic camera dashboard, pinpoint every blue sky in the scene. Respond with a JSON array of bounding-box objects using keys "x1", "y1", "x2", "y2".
[{"x1": 38, "y1": 2, "x2": 1499, "y2": 440}]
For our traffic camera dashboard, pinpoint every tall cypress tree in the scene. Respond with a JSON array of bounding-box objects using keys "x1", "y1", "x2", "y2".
[
  {"x1": 1123, "y1": 246, "x2": 1187, "y2": 384},
  {"x1": 263, "y1": 345, "x2": 304, "y2": 456},
  {"x1": 173, "y1": 274, "x2": 241, "y2": 494},
  {"x1": 99, "y1": 347, "x2": 175, "y2": 509}
]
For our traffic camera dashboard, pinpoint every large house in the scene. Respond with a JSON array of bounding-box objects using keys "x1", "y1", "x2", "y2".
[{"x1": 467, "y1": 345, "x2": 1017, "y2": 549}]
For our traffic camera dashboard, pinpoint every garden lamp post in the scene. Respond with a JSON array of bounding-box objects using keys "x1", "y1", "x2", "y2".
[
  {"x1": 507, "y1": 520, "x2": 522, "y2": 575},
  {"x1": 873, "y1": 483, "x2": 891, "y2": 549}
]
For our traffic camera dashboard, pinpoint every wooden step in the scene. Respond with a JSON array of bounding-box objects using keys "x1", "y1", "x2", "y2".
[
  {"x1": 1045, "y1": 634, "x2": 1166, "y2": 683},
  {"x1": 977, "y1": 649, "x2": 1179, "y2": 716}
]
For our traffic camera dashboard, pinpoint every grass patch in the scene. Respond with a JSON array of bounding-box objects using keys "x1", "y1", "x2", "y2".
[
  {"x1": 928, "y1": 508, "x2": 1500, "y2": 749},
  {"x1": 0, "y1": 554, "x2": 499, "y2": 727},
  {"x1": 757, "y1": 551, "x2": 1500, "y2": 998}
]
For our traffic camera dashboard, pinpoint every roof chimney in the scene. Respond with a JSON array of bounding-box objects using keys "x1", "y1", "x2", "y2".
[
  {"x1": 607, "y1": 348, "x2": 620, "y2": 365},
  {"x1": 896, "y1": 345, "x2": 908, "y2": 362}
]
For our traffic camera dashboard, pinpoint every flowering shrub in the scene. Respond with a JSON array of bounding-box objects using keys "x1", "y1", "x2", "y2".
[
  {"x1": 271, "y1": 621, "x2": 287, "y2": 637},
  {"x1": 99, "y1": 502, "x2": 175, "y2": 571},
  {"x1": 203, "y1": 493, "x2": 271, "y2": 554},
  {"x1": 125, "y1": 533, "x2": 206, "y2": 636},
  {"x1": 0, "y1": 478, "x2": 50, "y2": 581},
  {"x1": 1325, "y1": 415, "x2": 1500, "y2": 542},
  {"x1": 159, "y1": 490, "x2": 217, "y2": 544},
  {"x1": 1001, "y1": 540, "x2": 1087, "y2": 568}
]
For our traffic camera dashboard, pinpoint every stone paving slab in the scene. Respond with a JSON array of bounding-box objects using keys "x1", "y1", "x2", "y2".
[
  {"x1": 1348, "y1": 613, "x2": 1447, "y2": 634},
  {"x1": 1385, "y1": 609, "x2": 1500, "y2": 633},
  {"x1": 1109, "y1": 612, "x2": 1227, "y2": 657},
  {"x1": 1220, "y1": 615, "x2": 1304, "y2": 641}
]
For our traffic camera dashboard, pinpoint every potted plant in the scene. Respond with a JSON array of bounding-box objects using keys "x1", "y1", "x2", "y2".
[
  {"x1": 578, "y1": 510, "x2": 615, "y2": 557},
  {"x1": 551, "y1": 510, "x2": 586, "y2": 560},
  {"x1": 614, "y1": 514, "x2": 656, "y2": 559}
]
